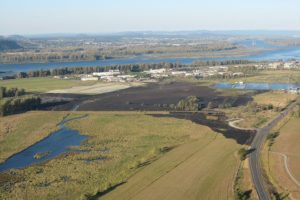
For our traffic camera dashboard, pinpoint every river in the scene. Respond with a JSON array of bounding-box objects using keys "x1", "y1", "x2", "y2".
[{"x1": 0, "y1": 45, "x2": 300, "y2": 72}]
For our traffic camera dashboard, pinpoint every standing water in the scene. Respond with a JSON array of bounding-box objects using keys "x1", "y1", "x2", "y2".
[
  {"x1": 215, "y1": 82, "x2": 300, "y2": 90},
  {"x1": 0, "y1": 115, "x2": 88, "y2": 172}
]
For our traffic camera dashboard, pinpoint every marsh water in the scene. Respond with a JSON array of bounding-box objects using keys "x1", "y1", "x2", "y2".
[
  {"x1": 0, "y1": 116, "x2": 88, "y2": 172},
  {"x1": 1, "y1": 45, "x2": 300, "y2": 72},
  {"x1": 215, "y1": 82, "x2": 300, "y2": 90}
]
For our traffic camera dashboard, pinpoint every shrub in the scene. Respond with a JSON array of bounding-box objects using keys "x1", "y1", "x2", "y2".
[
  {"x1": 238, "y1": 148, "x2": 249, "y2": 161},
  {"x1": 267, "y1": 132, "x2": 280, "y2": 147},
  {"x1": 207, "y1": 101, "x2": 214, "y2": 109},
  {"x1": 176, "y1": 96, "x2": 201, "y2": 111},
  {"x1": 0, "y1": 96, "x2": 41, "y2": 116}
]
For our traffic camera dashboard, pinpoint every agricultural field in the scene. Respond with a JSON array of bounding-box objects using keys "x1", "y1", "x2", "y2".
[
  {"x1": 262, "y1": 116, "x2": 300, "y2": 200},
  {"x1": 0, "y1": 77, "x2": 96, "y2": 93},
  {"x1": 101, "y1": 131, "x2": 241, "y2": 200},
  {"x1": 0, "y1": 111, "x2": 249, "y2": 200}
]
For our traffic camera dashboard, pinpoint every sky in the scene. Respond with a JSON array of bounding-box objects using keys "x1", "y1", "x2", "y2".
[{"x1": 0, "y1": 0, "x2": 299, "y2": 35}]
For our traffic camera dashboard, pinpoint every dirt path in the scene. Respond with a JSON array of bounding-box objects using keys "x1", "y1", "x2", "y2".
[
  {"x1": 271, "y1": 151, "x2": 300, "y2": 187},
  {"x1": 228, "y1": 118, "x2": 256, "y2": 131}
]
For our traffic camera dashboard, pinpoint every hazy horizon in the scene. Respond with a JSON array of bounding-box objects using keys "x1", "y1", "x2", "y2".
[
  {"x1": 2, "y1": 29, "x2": 300, "y2": 37},
  {"x1": 1, "y1": 0, "x2": 299, "y2": 35}
]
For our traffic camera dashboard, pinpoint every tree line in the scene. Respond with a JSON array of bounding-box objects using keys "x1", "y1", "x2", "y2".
[
  {"x1": 0, "y1": 40, "x2": 239, "y2": 64},
  {"x1": 192, "y1": 60, "x2": 255, "y2": 66},
  {"x1": 15, "y1": 62, "x2": 184, "y2": 78},
  {"x1": 0, "y1": 87, "x2": 42, "y2": 116},
  {"x1": 0, "y1": 51, "x2": 109, "y2": 64},
  {"x1": 14, "y1": 60, "x2": 255, "y2": 78}
]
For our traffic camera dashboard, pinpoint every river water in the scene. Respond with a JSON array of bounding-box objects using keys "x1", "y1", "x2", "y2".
[{"x1": 0, "y1": 45, "x2": 300, "y2": 72}]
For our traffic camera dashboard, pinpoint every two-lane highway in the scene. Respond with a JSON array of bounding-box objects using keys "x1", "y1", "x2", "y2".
[{"x1": 249, "y1": 101, "x2": 299, "y2": 200}]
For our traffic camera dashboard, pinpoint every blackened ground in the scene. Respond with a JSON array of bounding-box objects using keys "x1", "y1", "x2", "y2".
[
  {"x1": 149, "y1": 112, "x2": 256, "y2": 145},
  {"x1": 51, "y1": 82, "x2": 253, "y2": 111}
]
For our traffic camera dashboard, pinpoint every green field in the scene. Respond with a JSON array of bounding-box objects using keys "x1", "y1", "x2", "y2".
[
  {"x1": 0, "y1": 111, "x2": 243, "y2": 200},
  {"x1": 0, "y1": 77, "x2": 95, "y2": 92}
]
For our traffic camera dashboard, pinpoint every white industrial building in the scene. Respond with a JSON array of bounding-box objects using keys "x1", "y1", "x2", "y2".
[
  {"x1": 93, "y1": 70, "x2": 121, "y2": 77},
  {"x1": 171, "y1": 71, "x2": 187, "y2": 76},
  {"x1": 145, "y1": 68, "x2": 167, "y2": 74},
  {"x1": 288, "y1": 88, "x2": 300, "y2": 94},
  {"x1": 81, "y1": 77, "x2": 99, "y2": 81}
]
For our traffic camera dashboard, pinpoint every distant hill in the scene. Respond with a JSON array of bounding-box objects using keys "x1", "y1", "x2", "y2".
[
  {"x1": 6, "y1": 35, "x2": 28, "y2": 41},
  {"x1": 0, "y1": 40, "x2": 23, "y2": 51}
]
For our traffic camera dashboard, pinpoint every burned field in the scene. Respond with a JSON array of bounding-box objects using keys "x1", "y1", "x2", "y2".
[
  {"x1": 49, "y1": 81, "x2": 256, "y2": 145},
  {"x1": 149, "y1": 112, "x2": 256, "y2": 145},
  {"x1": 52, "y1": 81, "x2": 252, "y2": 111}
]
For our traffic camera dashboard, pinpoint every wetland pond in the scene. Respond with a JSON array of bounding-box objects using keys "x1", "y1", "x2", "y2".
[
  {"x1": 215, "y1": 82, "x2": 300, "y2": 90},
  {"x1": 0, "y1": 115, "x2": 88, "y2": 172}
]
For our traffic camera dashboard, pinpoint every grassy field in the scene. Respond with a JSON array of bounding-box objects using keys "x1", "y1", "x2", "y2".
[
  {"x1": 253, "y1": 92, "x2": 298, "y2": 109},
  {"x1": 238, "y1": 159, "x2": 259, "y2": 200},
  {"x1": 101, "y1": 131, "x2": 241, "y2": 200},
  {"x1": 193, "y1": 70, "x2": 300, "y2": 85},
  {"x1": 219, "y1": 105, "x2": 277, "y2": 129},
  {"x1": 218, "y1": 91, "x2": 297, "y2": 129},
  {"x1": 0, "y1": 111, "x2": 243, "y2": 200},
  {"x1": 0, "y1": 77, "x2": 95, "y2": 92},
  {"x1": 227, "y1": 70, "x2": 300, "y2": 84},
  {"x1": 177, "y1": 70, "x2": 300, "y2": 86},
  {"x1": 262, "y1": 116, "x2": 300, "y2": 200},
  {"x1": 0, "y1": 111, "x2": 66, "y2": 163}
]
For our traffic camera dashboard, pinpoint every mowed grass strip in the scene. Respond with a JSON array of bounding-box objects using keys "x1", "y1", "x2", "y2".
[
  {"x1": 1, "y1": 112, "x2": 220, "y2": 200},
  {"x1": 0, "y1": 111, "x2": 66, "y2": 163},
  {"x1": 0, "y1": 77, "x2": 95, "y2": 92}
]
